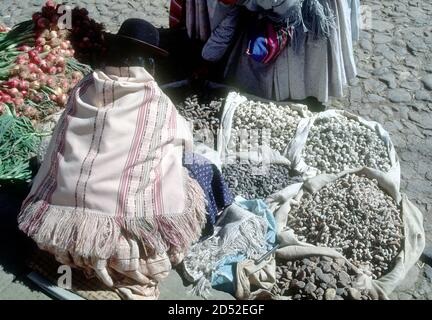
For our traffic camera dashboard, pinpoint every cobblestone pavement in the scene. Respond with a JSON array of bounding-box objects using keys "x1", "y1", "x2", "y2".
[
  {"x1": 0, "y1": 0, "x2": 171, "y2": 31},
  {"x1": 1, "y1": 0, "x2": 431, "y2": 300}
]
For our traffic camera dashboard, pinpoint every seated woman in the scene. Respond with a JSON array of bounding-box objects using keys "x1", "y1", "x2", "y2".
[{"x1": 18, "y1": 18, "x2": 231, "y2": 300}]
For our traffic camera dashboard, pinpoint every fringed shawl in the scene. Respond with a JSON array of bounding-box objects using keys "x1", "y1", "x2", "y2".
[
  {"x1": 18, "y1": 66, "x2": 206, "y2": 261},
  {"x1": 238, "y1": 0, "x2": 336, "y2": 51}
]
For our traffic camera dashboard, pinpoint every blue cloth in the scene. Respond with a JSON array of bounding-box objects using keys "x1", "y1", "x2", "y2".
[
  {"x1": 183, "y1": 153, "x2": 234, "y2": 228},
  {"x1": 246, "y1": 25, "x2": 269, "y2": 63},
  {"x1": 210, "y1": 198, "x2": 277, "y2": 295}
]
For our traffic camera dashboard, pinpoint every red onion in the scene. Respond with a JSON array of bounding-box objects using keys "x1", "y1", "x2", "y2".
[
  {"x1": 37, "y1": 17, "x2": 49, "y2": 29},
  {"x1": 30, "y1": 81, "x2": 41, "y2": 90},
  {"x1": 28, "y1": 63, "x2": 38, "y2": 72},
  {"x1": 18, "y1": 45, "x2": 31, "y2": 52},
  {"x1": 61, "y1": 79, "x2": 69, "y2": 90},
  {"x1": 6, "y1": 79, "x2": 19, "y2": 88},
  {"x1": 16, "y1": 55, "x2": 28, "y2": 65},
  {"x1": 32, "y1": 13, "x2": 42, "y2": 23},
  {"x1": 2, "y1": 94, "x2": 12, "y2": 103},
  {"x1": 36, "y1": 38, "x2": 46, "y2": 47},
  {"x1": 18, "y1": 80, "x2": 29, "y2": 90},
  {"x1": 28, "y1": 50, "x2": 38, "y2": 59},
  {"x1": 57, "y1": 94, "x2": 67, "y2": 106},
  {"x1": 14, "y1": 98, "x2": 25, "y2": 106},
  {"x1": 45, "y1": 0, "x2": 57, "y2": 9},
  {"x1": 28, "y1": 73, "x2": 38, "y2": 82},
  {"x1": 9, "y1": 88, "x2": 19, "y2": 97},
  {"x1": 56, "y1": 56, "x2": 65, "y2": 66},
  {"x1": 32, "y1": 56, "x2": 42, "y2": 65},
  {"x1": 46, "y1": 53, "x2": 56, "y2": 62},
  {"x1": 38, "y1": 74, "x2": 47, "y2": 84},
  {"x1": 60, "y1": 41, "x2": 69, "y2": 50},
  {"x1": 48, "y1": 66, "x2": 57, "y2": 75},
  {"x1": 46, "y1": 77, "x2": 56, "y2": 87}
]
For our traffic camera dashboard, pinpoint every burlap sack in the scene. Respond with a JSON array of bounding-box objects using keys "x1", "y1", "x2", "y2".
[
  {"x1": 217, "y1": 92, "x2": 310, "y2": 162},
  {"x1": 237, "y1": 168, "x2": 425, "y2": 300}
]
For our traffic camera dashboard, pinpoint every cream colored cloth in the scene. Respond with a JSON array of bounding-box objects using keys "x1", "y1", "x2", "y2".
[{"x1": 19, "y1": 66, "x2": 207, "y2": 299}]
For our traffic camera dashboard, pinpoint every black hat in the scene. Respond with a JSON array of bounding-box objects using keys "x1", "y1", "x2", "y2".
[{"x1": 105, "y1": 18, "x2": 169, "y2": 57}]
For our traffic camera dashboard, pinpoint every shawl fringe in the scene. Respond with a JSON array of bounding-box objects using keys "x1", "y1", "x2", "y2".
[
  {"x1": 301, "y1": 0, "x2": 336, "y2": 40},
  {"x1": 286, "y1": 0, "x2": 336, "y2": 53},
  {"x1": 18, "y1": 175, "x2": 207, "y2": 260}
]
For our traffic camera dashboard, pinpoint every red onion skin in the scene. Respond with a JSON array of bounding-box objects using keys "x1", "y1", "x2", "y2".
[
  {"x1": 9, "y1": 88, "x2": 19, "y2": 97},
  {"x1": 37, "y1": 18, "x2": 49, "y2": 29},
  {"x1": 7, "y1": 79, "x2": 19, "y2": 88},
  {"x1": 14, "y1": 98, "x2": 25, "y2": 107}
]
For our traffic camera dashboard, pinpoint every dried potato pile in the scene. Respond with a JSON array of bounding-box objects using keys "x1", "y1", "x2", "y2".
[
  {"x1": 288, "y1": 174, "x2": 404, "y2": 279},
  {"x1": 229, "y1": 101, "x2": 310, "y2": 154},
  {"x1": 176, "y1": 93, "x2": 224, "y2": 134},
  {"x1": 303, "y1": 117, "x2": 392, "y2": 174}
]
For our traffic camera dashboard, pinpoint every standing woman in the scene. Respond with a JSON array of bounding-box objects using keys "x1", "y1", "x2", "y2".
[{"x1": 171, "y1": 0, "x2": 359, "y2": 103}]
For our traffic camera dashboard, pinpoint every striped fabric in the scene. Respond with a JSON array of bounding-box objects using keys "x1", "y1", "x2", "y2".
[
  {"x1": 169, "y1": 0, "x2": 185, "y2": 28},
  {"x1": 18, "y1": 66, "x2": 207, "y2": 271},
  {"x1": 185, "y1": 0, "x2": 212, "y2": 41}
]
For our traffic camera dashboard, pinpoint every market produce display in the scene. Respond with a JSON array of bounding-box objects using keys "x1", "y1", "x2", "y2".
[
  {"x1": 288, "y1": 174, "x2": 404, "y2": 279},
  {"x1": 0, "y1": 1, "x2": 98, "y2": 182},
  {"x1": 0, "y1": 2, "x2": 423, "y2": 302},
  {"x1": 229, "y1": 100, "x2": 311, "y2": 154},
  {"x1": 222, "y1": 163, "x2": 299, "y2": 200},
  {"x1": 0, "y1": 1, "x2": 94, "y2": 121},
  {"x1": 302, "y1": 116, "x2": 392, "y2": 174},
  {"x1": 272, "y1": 256, "x2": 377, "y2": 300}
]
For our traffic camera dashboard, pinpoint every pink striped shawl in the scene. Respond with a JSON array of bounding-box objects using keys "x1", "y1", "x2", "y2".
[{"x1": 18, "y1": 66, "x2": 206, "y2": 261}]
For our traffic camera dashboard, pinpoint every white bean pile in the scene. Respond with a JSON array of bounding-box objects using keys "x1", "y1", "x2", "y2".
[
  {"x1": 229, "y1": 101, "x2": 310, "y2": 154},
  {"x1": 288, "y1": 174, "x2": 404, "y2": 279},
  {"x1": 302, "y1": 117, "x2": 392, "y2": 174}
]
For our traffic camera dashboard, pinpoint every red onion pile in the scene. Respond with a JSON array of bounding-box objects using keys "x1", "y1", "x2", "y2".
[{"x1": 0, "y1": 0, "x2": 98, "y2": 121}]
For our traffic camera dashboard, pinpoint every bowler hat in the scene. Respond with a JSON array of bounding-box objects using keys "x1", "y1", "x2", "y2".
[{"x1": 105, "y1": 18, "x2": 169, "y2": 57}]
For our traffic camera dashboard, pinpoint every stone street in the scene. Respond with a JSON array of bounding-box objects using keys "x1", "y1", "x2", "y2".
[{"x1": 0, "y1": 0, "x2": 431, "y2": 300}]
